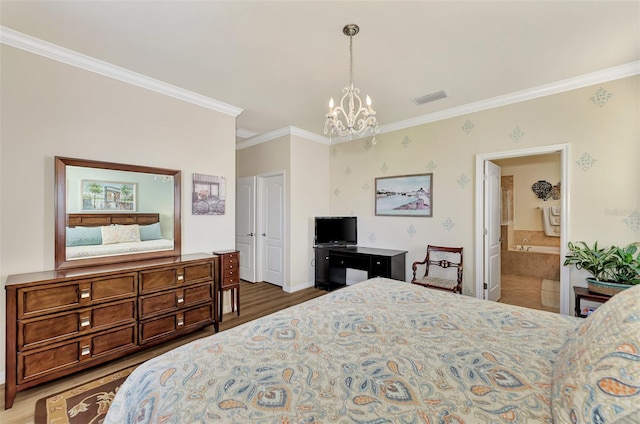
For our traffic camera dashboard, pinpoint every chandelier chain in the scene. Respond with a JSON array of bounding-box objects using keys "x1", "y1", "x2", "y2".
[{"x1": 349, "y1": 34, "x2": 353, "y2": 86}]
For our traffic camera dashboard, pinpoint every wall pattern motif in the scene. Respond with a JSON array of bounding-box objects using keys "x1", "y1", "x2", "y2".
[
  {"x1": 345, "y1": 166, "x2": 351, "y2": 176},
  {"x1": 457, "y1": 173, "x2": 470, "y2": 188},
  {"x1": 380, "y1": 162, "x2": 389, "y2": 174},
  {"x1": 576, "y1": 152, "x2": 597, "y2": 171},
  {"x1": 331, "y1": 147, "x2": 339, "y2": 157},
  {"x1": 589, "y1": 87, "x2": 613, "y2": 107},
  {"x1": 407, "y1": 224, "x2": 417, "y2": 238},
  {"x1": 624, "y1": 211, "x2": 640, "y2": 231},
  {"x1": 334, "y1": 187, "x2": 341, "y2": 197},
  {"x1": 362, "y1": 182, "x2": 370, "y2": 192},
  {"x1": 509, "y1": 126, "x2": 526, "y2": 142},
  {"x1": 368, "y1": 233, "x2": 377, "y2": 244},
  {"x1": 443, "y1": 217, "x2": 455, "y2": 232},
  {"x1": 426, "y1": 160, "x2": 438, "y2": 171},
  {"x1": 401, "y1": 136, "x2": 411, "y2": 148},
  {"x1": 461, "y1": 120, "x2": 474, "y2": 135}
]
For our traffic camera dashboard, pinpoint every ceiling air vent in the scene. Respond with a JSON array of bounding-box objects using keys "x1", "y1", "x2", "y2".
[{"x1": 412, "y1": 90, "x2": 448, "y2": 105}]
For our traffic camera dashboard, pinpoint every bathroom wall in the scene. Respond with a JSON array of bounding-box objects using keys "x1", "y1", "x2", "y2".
[{"x1": 496, "y1": 153, "x2": 561, "y2": 249}]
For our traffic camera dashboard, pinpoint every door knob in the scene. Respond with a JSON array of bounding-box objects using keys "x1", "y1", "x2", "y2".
[
  {"x1": 246, "y1": 232, "x2": 254, "y2": 236},
  {"x1": 262, "y1": 233, "x2": 267, "y2": 236}
]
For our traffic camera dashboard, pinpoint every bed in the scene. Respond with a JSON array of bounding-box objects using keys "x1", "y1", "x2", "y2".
[
  {"x1": 104, "y1": 278, "x2": 640, "y2": 424},
  {"x1": 65, "y1": 213, "x2": 174, "y2": 260}
]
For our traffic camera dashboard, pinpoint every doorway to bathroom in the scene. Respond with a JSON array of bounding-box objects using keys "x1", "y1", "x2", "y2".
[
  {"x1": 475, "y1": 144, "x2": 570, "y2": 315},
  {"x1": 494, "y1": 154, "x2": 561, "y2": 313}
]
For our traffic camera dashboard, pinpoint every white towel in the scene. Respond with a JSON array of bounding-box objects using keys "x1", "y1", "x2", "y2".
[{"x1": 542, "y1": 207, "x2": 560, "y2": 237}]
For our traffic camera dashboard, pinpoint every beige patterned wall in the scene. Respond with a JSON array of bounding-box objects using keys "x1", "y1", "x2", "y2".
[{"x1": 329, "y1": 75, "x2": 640, "y2": 295}]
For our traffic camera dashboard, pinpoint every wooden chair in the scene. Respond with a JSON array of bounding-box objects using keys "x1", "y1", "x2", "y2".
[{"x1": 411, "y1": 245, "x2": 463, "y2": 294}]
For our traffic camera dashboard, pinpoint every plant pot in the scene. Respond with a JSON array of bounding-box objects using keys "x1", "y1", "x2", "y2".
[{"x1": 586, "y1": 278, "x2": 632, "y2": 296}]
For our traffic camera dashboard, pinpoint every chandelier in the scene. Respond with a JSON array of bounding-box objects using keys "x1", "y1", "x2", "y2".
[{"x1": 324, "y1": 24, "x2": 380, "y2": 143}]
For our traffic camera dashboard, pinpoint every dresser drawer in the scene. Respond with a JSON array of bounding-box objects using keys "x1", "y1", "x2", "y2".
[
  {"x1": 221, "y1": 253, "x2": 239, "y2": 270},
  {"x1": 17, "y1": 324, "x2": 137, "y2": 384},
  {"x1": 222, "y1": 276, "x2": 240, "y2": 288},
  {"x1": 139, "y1": 261, "x2": 213, "y2": 294},
  {"x1": 17, "y1": 273, "x2": 137, "y2": 319},
  {"x1": 139, "y1": 304, "x2": 213, "y2": 345},
  {"x1": 221, "y1": 267, "x2": 239, "y2": 282},
  {"x1": 139, "y1": 283, "x2": 213, "y2": 319},
  {"x1": 139, "y1": 267, "x2": 180, "y2": 294},
  {"x1": 18, "y1": 299, "x2": 137, "y2": 351},
  {"x1": 184, "y1": 261, "x2": 214, "y2": 283}
]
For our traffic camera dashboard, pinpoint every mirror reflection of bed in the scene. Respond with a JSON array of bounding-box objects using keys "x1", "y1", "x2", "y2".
[{"x1": 65, "y1": 213, "x2": 174, "y2": 261}]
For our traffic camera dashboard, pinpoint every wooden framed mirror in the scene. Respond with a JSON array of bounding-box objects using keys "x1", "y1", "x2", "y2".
[{"x1": 55, "y1": 156, "x2": 181, "y2": 269}]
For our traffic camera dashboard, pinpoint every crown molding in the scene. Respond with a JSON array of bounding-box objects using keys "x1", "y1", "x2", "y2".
[
  {"x1": 236, "y1": 126, "x2": 330, "y2": 150},
  {"x1": 380, "y1": 61, "x2": 640, "y2": 134},
  {"x1": 236, "y1": 128, "x2": 259, "y2": 139},
  {"x1": 0, "y1": 26, "x2": 243, "y2": 117}
]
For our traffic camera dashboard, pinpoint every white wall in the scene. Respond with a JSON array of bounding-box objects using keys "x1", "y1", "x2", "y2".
[
  {"x1": 289, "y1": 135, "x2": 330, "y2": 290},
  {"x1": 237, "y1": 132, "x2": 330, "y2": 292},
  {"x1": 0, "y1": 45, "x2": 237, "y2": 383}
]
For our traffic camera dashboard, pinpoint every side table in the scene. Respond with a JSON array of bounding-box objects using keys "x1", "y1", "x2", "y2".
[
  {"x1": 213, "y1": 249, "x2": 240, "y2": 321},
  {"x1": 574, "y1": 286, "x2": 611, "y2": 318}
]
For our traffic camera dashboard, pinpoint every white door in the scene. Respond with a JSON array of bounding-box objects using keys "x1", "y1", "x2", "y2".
[
  {"x1": 484, "y1": 161, "x2": 502, "y2": 301},
  {"x1": 236, "y1": 176, "x2": 256, "y2": 282},
  {"x1": 259, "y1": 174, "x2": 285, "y2": 286}
]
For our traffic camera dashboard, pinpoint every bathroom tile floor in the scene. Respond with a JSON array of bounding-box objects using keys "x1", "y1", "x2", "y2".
[{"x1": 499, "y1": 274, "x2": 560, "y2": 314}]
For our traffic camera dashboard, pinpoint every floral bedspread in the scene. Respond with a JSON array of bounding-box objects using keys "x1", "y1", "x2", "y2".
[{"x1": 105, "y1": 278, "x2": 579, "y2": 423}]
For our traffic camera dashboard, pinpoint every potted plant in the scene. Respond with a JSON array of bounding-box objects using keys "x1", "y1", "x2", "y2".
[{"x1": 564, "y1": 241, "x2": 640, "y2": 295}]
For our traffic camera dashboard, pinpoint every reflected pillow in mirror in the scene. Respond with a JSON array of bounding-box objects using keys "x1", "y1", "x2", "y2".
[
  {"x1": 101, "y1": 224, "x2": 141, "y2": 245},
  {"x1": 66, "y1": 226, "x2": 103, "y2": 247},
  {"x1": 140, "y1": 222, "x2": 163, "y2": 241}
]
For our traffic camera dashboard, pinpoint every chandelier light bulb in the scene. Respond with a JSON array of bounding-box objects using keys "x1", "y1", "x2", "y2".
[
  {"x1": 366, "y1": 95, "x2": 371, "y2": 106},
  {"x1": 329, "y1": 98, "x2": 334, "y2": 109}
]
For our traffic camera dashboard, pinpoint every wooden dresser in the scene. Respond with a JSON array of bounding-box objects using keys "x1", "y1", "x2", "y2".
[
  {"x1": 4, "y1": 253, "x2": 218, "y2": 409},
  {"x1": 213, "y1": 249, "x2": 240, "y2": 321}
]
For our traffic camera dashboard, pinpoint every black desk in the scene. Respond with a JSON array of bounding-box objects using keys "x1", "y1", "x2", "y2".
[{"x1": 314, "y1": 246, "x2": 407, "y2": 291}]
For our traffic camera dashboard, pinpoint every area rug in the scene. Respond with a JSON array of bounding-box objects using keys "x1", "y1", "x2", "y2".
[
  {"x1": 541, "y1": 279, "x2": 560, "y2": 308},
  {"x1": 34, "y1": 365, "x2": 137, "y2": 424}
]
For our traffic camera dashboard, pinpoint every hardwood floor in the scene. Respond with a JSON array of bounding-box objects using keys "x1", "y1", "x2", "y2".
[
  {"x1": 0, "y1": 281, "x2": 327, "y2": 424},
  {"x1": 498, "y1": 273, "x2": 560, "y2": 313}
]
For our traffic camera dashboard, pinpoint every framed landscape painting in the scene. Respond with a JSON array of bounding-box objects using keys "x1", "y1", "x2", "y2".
[
  {"x1": 375, "y1": 173, "x2": 433, "y2": 217},
  {"x1": 81, "y1": 180, "x2": 137, "y2": 211}
]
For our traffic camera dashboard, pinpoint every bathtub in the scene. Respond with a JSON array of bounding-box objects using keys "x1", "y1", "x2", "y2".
[
  {"x1": 503, "y1": 245, "x2": 560, "y2": 280},
  {"x1": 510, "y1": 245, "x2": 560, "y2": 254}
]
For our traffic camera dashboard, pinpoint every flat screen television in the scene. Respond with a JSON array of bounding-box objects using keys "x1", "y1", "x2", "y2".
[{"x1": 314, "y1": 216, "x2": 357, "y2": 247}]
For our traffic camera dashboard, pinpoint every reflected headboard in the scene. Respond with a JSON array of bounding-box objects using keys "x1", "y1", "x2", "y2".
[{"x1": 67, "y1": 213, "x2": 160, "y2": 228}]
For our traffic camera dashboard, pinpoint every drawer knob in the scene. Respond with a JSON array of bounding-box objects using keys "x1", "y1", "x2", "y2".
[
  {"x1": 177, "y1": 317, "x2": 184, "y2": 326},
  {"x1": 81, "y1": 346, "x2": 91, "y2": 356},
  {"x1": 80, "y1": 317, "x2": 91, "y2": 327},
  {"x1": 80, "y1": 288, "x2": 91, "y2": 299},
  {"x1": 177, "y1": 275, "x2": 184, "y2": 282},
  {"x1": 177, "y1": 295, "x2": 184, "y2": 304}
]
